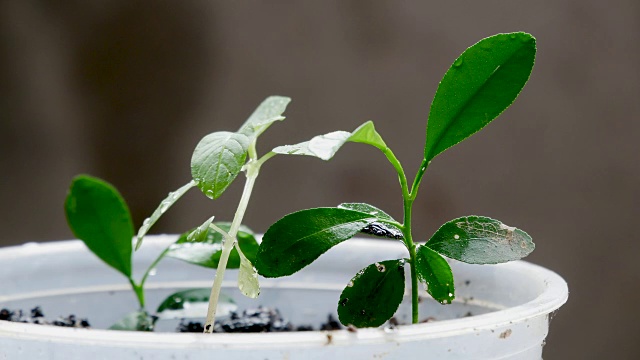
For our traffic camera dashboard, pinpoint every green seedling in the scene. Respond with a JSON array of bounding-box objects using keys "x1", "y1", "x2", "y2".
[
  {"x1": 254, "y1": 32, "x2": 538, "y2": 327},
  {"x1": 66, "y1": 96, "x2": 367, "y2": 332},
  {"x1": 65, "y1": 175, "x2": 253, "y2": 330}
]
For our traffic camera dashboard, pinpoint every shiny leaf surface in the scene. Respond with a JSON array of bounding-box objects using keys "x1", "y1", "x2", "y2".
[
  {"x1": 191, "y1": 131, "x2": 250, "y2": 199},
  {"x1": 425, "y1": 32, "x2": 536, "y2": 163},
  {"x1": 415, "y1": 245, "x2": 455, "y2": 304},
  {"x1": 167, "y1": 222, "x2": 258, "y2": 269},
  {"x1": 338, "y1": 260, "x2": 406, "y2": 328},
  {"x1": 427, "y1": 216, "x2": 534, "y2": 264},
  {"x1": 255, "y1": 208, "x2": 379, "y2": 277},
  {"x1": 238, "y1": 96, "x2": 291, "y2": 138}
]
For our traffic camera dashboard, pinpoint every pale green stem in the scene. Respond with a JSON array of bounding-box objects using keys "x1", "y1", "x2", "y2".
[{"x1": 203, "y1": 161, "x2": 260, "y2": 333}]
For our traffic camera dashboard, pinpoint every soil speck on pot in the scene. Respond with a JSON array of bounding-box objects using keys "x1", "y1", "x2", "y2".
[{"x1": 499, "y1": 329, "x2": 512, "y2": 339}]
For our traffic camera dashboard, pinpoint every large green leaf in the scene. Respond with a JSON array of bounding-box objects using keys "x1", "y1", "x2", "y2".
[
  {"x1": 337, "y1": 260, "x2": 406, "y2": 328},
  {"x1": 255, "y1": 208, "x2": 379, "y2": 277},
  {"x1": 425, "y1": 32, "x2": 536, "y2": 163},
  {"x1": 238, "y1": 96, "x2": 291, "y2": 138},
  {"x1": 64, "y1": 175, "x2": 133, "y2": 277},
  {"x1": 427, "y1": 216, "x2": 534, "y2": 264},
  {"x1": 191, "y1": 131, "x2": 250, "y2": 199},
  {"x1": 415, "y1": 245, "x2": 455, "y2": 304},
  {"x1": 135, "y1": 181, "x2": 196, "y2": 250},
  {"x1": 167, "y1": 222, "x2": 258, "y2": 269},
  {"x1": 272, "y1": 121, "x2": 387, "y2": 161}
]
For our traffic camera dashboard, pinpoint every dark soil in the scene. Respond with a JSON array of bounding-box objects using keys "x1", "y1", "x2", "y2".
[
  {"x1": 177, "y1": 307, "x2": 343, "y2": 333},
  {"x1": 0, "y1": 307, "x2": 91, "y2": 328},
  {"x1": 1, "y1": 306, "x2": 342, "y2": 333}
]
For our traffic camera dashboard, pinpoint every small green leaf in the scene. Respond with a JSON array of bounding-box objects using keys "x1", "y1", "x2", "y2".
[
  {"x1": 338, "y1": 203, "x2": 404, "y2": 239},
  {"x1": 186, "y1": 215, "x2": 215, "y2": 242},
  {"x1": 167, "y1": 222, "x2": 258, "y2": 269},
  {"x1": 272, "y1": 131, "x2": 350, "y2": 160},
  {"x1": 415, "y1": 245, "x2": 455, "y2": 304},
  {"x1": 338, "y1": 260, "x2": 405, "y2": 328},
  {"x1": 346, "y1": 121, "x2": 387, "y2": 151},
  {"x1": 109, "y1": 311, "x2": 154, "y2": 331},
  {"x1": 238, "y1": 96, "x2": 291, "y2": 138},
  {"x1": 191, "y1": 131, "x2": 250, "y2": 199},
  {"x1": 427, "y1": 216, "x2": 534, "y2": 264},
  {"x1": 425, "y1": 32, "x2": 536, "y2": 163},
  {"x1": 64, "y1": 175, "x2": 133, "y2": 277},
  {"x1": 255, "y1": 208, "x2": 379, "y2": 277},
  {"x1": 272, "y1": 121, "x2": 388, "y2": 161},
  {"x1": 135, "y1": 181, "x2": 196, "y2": 250},
  {"x1": 156, "y1": 288, "x2": 236, "y2": 319},
  {"x1": 238, "y1": 255, "x2": 260, "y2": 298}
]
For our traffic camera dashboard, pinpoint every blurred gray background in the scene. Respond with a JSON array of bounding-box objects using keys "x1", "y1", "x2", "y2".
[{"x1": 1, "y1": 0, "x2": 638, "y2": 358}]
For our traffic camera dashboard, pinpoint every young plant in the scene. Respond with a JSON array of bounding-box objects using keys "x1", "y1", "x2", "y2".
[
  {"x1": 64, "y1": 175, "x2": 256, "y2": 330},
  {"x1": 66, "y1": 96, "x2": 372, "y2": 332},
  {"x1": 254, "y1": 32, "x2": 538, "y2": 327}
]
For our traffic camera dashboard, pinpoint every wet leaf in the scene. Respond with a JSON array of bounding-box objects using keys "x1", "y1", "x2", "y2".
[
  {"x1": 109, "y1": 311, "x2": 154, "y2": 331},
  {"x1": 64, "y1": 175, "x2": 133, "y2": 277},
  {"x1": 191, "y1": 131, "x2": 250, "y2": 199},
  {"x1": 167, "y1": 222, "x2": 258, "y2": 269},
  {"x1": 415, "y1": 245, "x2": 455, "y2": 304},
  {"x1": 135, "y1": 181, "x2": 196, "y2": 250},
  {"x1": 338, "y1": 260, "x2": 406, "y2": 328},
  {"x1": 255, "y1": 207, "x2": 379, "y2": 277},
  {"x1": 427, "y1": 216, "x2": 534, "y2": 264},
  {"x1": 425, "y1": 32, "x2": 536, "y2": 163},
  {"x1": 238, "y1": 256, "x2": 260, "y2": 298},
  {"x1": 338, "y1": 203, "x2": 403, "y2": 239},
  {"x1": 238, "y1": 96, "x2": 291, "y2": 138},
  {"x1": 272, "y1": 121, "x2": 388, "y2": 161}
]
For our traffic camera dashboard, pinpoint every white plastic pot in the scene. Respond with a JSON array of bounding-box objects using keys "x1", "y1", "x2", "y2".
[{"x1": 0, "y1": 236, "x2": 567, "y2": 359}]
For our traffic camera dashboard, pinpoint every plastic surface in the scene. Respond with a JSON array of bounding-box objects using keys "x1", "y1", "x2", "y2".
[{"x1": 0, "y1": 236, "x2": 568, "y2": 359}]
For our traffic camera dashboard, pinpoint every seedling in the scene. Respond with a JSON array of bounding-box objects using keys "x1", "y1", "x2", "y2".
[
  {"x1": 254, "y1": 32, "x2": 537, "y2": 327},
  {"x1": 65, "y1": 96, "x2": 368, "y2": 332}
]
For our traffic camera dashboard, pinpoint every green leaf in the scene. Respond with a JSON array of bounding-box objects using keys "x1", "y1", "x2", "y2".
[
  {"x1": 64, "y1": 175, "x2": 133, "y2": 278},
  {"x1": 347, "y1": 121, "x2": 387, "y2": 151},
  {"x1": 338, "y1": 203, "x2": 404, "y2": 239},
  {"x1": 427, "y1": 216, "x2": 535, "y2": 264},
  {"x1": 272, "y1": 121, "x2": 388, "y2": 161},
  {"x1": 167, "y1": 222, "x2": 258, "y2": 269},
  {"x1": 238, "y1": 96, "x2": 291, "y2": 138},
  {"x1": 238, "y1": 255, "x2": 260, "y2": 298},
  {"x1": 337, "y1": 202, "x2": 395, "y2": 221},
  {"x1": 191, "y1": 131, "x2": 250, "y2": 199},
  {"x1": 135, "y1": 181, "x2": 196, "y2": 250},
  {"x1": 156, "y1": 288, "x2": 236, "y2": 319},
  {"x1": 255, "y1": 208, "x2": 379, "y2": 277},
  {"x1": 337, "y1": 260, "x2": 406, "y2": 328},
  {"x1": 272, "y1": 131, "x2": 351, "y2": 160},
  {"x1": 415, "y1": 245, "x2": 455, "y2": 304},
  {"x1": 109, "y1": 311, "x2": 154, "y2": 331},
  {"x1": 425, "y1": 32, "x2": 536, "y2": 163}
]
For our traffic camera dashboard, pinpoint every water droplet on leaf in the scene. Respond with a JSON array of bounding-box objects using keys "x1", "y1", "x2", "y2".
[{"x1": 453, "y1": 58, "x2": 464, "y2": 68}]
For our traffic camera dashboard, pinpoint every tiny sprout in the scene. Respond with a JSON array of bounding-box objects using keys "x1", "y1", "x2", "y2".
[{"x1": 255, "y1": 32, "x2": 537, "y2": 328}]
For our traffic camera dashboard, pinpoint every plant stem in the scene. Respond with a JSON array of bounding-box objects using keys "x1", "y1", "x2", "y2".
[
  {"x1": 381, "y1": 147, "x2": 420, "y2": 323},
  {"x1": 402, "y1": 196, "x2": 420, "y2": 324},
  {"x1": 129, "y1": 278, "x2": 145, "y2": 309},
  {"x1": 203, "y1": 161, "x2": 260, "y2": 333}
]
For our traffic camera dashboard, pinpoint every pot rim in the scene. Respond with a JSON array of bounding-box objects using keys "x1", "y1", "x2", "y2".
[{"x1": 0, "y1": 239, "x2": 568, "y2": 348}]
